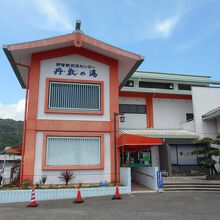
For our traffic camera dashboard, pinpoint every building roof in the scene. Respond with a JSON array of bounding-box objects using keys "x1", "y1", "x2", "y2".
[
  {"x1": 120, "y1": 128, "x2": 199, "y2": 139},
  {"x1": 202, "y1": 106, "x2": 220, "y2": 120},
  {"x1": 0, "y1": 146, "x2": 22, "y2": 156},
  {"x1": 121, "y1": 86, "x2": 192, "y2": 95},
  {"x1": 131, "y1": 71, "x2": 220, "y2": 84},
  {"x1": 3, "y1": 30, "x2": 144, "y2": 89}
]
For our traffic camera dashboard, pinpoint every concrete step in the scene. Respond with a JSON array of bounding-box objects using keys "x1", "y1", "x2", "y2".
[
  {"x1": 164, "y1": 182, "x2": 220, "y2": 186},
  {"x1": 164, "y1": 184, "x2": 220, "y2": 188},
  {"x1": 164, "y1": 187, "x2": 220, "y2": 192}
]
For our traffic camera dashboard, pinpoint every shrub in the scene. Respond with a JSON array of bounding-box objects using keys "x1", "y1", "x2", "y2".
[
  {"x1": 58, "y1": 170, "x2": 75, "y2": 186},
  {"x1": 22, "y1": 179, "x2": 30, "y2": 189},
  {"x1": 41, "y1": 175, "x2": 47, "y2": 186},
  {"x1": 35, "y1": 182, "x2": 40, "y2": 188}
]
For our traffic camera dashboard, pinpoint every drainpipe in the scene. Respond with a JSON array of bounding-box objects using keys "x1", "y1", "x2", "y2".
[{"x1": 10, "y1": 62, "x2": 30, "y2": 187}]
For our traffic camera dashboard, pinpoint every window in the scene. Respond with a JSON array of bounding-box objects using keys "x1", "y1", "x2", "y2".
[
  {"x1": 45, "y1": 136, "x2": 101, "y2": 166},
  {"x1": 119, "y1": 104, "x2": 146, "y2": 114},
  {"x1": 139, "y1": 81, "x2": 174, "y2": 90},
  {"x1": 47, "y1": 80, "x2": 103, "y2": 113},
  {"x1": 178, "y1": 84, "x2": 192, "y2": 91},
  {"x1": 186, "y1": 113, "x2": 194, "y2": 121},
  {"x1": 124, "y1": 80, "x2": 134, "y2": 87}
]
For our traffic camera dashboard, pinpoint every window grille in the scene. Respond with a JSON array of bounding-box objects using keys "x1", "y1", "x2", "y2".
[
  {"x1": 48, "y1": 81, "x2": 101, "y2": 111},
  {"x1": 46, "y1": 136, "x2": 101, "y2": 166}
]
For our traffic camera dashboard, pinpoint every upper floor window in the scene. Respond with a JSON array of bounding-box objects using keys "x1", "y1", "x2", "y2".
[
  {"x1": 186, "y1": 113, "x2": 194, "y2": 121},
  {"x1": 119, "y1": 104, "x2": 146, "y2": 114},
  {"x1": 46, "y1": 79, "x2": 104, "y2": 114},
  {"x1": 124, "y1": 80, "x2": 134, "y2": 87},
  {"x1": 139, "y1": 81, "x2": 174, "y2": 90},
  {"x1": 178, "y1": 84, "x2": 192, "y2": 91}
]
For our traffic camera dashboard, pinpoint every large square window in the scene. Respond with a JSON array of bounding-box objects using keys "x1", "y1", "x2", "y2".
[
  {"x1": 48, "y1": 81, "x2": 101, "y2": 111},
  {"x1": 45, "y1": 136, "x2": 101, "y2": 166}
]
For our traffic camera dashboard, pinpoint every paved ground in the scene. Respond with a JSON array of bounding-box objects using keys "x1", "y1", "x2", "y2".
[
  {"x1": 131, "y1": 181, "x2": 154, "y2": 193},
  {"x1": 1, "y1": 192, "x2": 220, "y2": 220}
]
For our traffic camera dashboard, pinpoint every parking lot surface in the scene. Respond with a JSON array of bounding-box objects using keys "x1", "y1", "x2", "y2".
[{"x1": 0, "y1": 192, "x2": 220, "y2": 220}]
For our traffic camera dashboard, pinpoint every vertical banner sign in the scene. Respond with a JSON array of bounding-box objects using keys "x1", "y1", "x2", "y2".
[{"x1": 157, "y1": 170, "x2": 163, "y2": 189}]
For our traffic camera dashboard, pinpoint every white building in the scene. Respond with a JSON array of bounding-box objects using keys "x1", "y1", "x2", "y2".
[
  {"x1": 3, "y1": 22, "x2": 220, "y2": 189},
  {"x1": 119, "y1": 72, "x2": 220, "y2": 177}
]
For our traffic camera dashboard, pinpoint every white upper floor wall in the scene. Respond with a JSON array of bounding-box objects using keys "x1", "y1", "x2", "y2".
[
  {"x1": 37, "y1": 54, "x2": 110, "y2": 121},
  {"x1": 119, "y1": 97, "x2": 147, "y2": 129},
  {"x1": 153, "y1": 98, "x2": 193, "y2": 129},
  {"x1": 119, "y1": 97, "x2": 193, "y2": 129},
  {"x1": 217, "y1": 117, "x2": 220, "y2": 134},
  {"x1": 192, "y1": 87, "x2": 220, "y2": 137}
]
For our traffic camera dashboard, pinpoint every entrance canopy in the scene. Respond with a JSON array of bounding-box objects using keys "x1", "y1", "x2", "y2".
[{"x1": 117, "y1": 134, "x2": 162, "y2": 152}]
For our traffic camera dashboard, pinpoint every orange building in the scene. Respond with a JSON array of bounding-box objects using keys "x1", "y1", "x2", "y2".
[{"x1": 3, "y1": 21, "x2": 144, "y2": 185}]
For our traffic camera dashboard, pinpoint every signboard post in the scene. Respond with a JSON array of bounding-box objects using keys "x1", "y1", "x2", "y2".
[{"x1": 157, "y1": 170, "x2": 164, "y2": 192}]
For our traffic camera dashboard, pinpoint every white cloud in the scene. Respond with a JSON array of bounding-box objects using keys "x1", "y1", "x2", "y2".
[
  {"x1": 33, "y1": 0, "x2": 74, "y2": 32},
  {"x1": 155, "y1": 17, "x2": 179, "y2": 38},
  {"x1": 0, "y1": 99, "x2": 25, "y2": 121}
]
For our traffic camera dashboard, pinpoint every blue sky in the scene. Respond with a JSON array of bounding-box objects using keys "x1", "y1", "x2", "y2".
[{"x1": 1, "y1": 0, "x2": 220, "y2": 120}]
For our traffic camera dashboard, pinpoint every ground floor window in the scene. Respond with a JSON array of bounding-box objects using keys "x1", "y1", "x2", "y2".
[
  {"x1": 46, "y1": 136, "x2": 100, "y2": 166},
  {"x1": 42, "y1": 133, "x2": 104, "y2": 170}
]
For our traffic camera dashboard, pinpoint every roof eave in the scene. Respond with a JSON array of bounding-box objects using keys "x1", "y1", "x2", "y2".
[
  {"x1": 202, "y1": 113, "x2": 220, "y2": 121},
  {"x1": 135, "y1": 70, "x2": 212, "y2": 79},
  {"x1": 3, "y1": 46, "x2": 26, "y2": 89},
  {"x1": 130, "y1": 77, "x2": 212, "y2": 84},
  {"x1": 119, "y1": 57, "x2": 144, "y2": 90}
]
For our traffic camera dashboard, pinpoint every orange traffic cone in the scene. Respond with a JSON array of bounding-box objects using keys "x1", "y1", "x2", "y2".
[
  {"x1": 27, "y1": 187, "x2": 39, "y2": 207},
  {"x1": 112, "y1": 184, "x2": 121, "y2": 200},
  {"x1": 73, "y1": 185, "x2": 84, "y2": 203}
]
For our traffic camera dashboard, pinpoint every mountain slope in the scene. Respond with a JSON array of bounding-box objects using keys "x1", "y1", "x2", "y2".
[{"x1": 0, "y1": 119, "x2": 23, "y2": 152}]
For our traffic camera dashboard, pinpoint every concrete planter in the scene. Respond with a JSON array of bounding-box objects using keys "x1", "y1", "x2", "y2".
[
  {"x1": 0, "y1": 186, "x2": 130, "y2": 204},
  {"x1": 0, "y1": 167, "x2": 131, "y2": 204}
]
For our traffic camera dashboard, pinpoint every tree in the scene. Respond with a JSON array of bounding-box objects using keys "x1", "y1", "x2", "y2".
[
  {"x1": 0, "y1": 119, "x2": 23, "y2": 152},
  {"x1": 192, "y1": 137, "x2": 220, "y2": 175},
  {"x1": 58, "y1": 170, "x2": 75, "y2": 185}
]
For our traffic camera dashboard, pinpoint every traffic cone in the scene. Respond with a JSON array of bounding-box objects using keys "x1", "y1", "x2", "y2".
[
  {"x1": 73, "y1": 185, "x2": 84, "y2": 203},
  {"x1": 112, "y1": 184, "x2": 121, "y2": 200},
  {"x1": 27, "y1": 187, "x2": 39, "y2": 207}
]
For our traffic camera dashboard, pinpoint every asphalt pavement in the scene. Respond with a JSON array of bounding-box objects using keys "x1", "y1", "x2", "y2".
[{"x1": 0, "y1": 192, "x2": 220, "y2": 220}]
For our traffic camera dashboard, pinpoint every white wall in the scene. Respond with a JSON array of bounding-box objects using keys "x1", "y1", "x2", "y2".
[
  {"x1": 211, "y1": 144, "x2": 220, "y2": 171},
  {"x1": 0, "y1": 155, "x2": 21, "y2": 185},
  {"x1": 131, "y1": 166, "x2": 159, "y2": 191},
  {"x1": 153, "y1": 98, "x2": 193, "y2": 129},
  {"x1": 217, "y1": 117, "x2": 220, "y2": 134},
  {"x1": 33, "y1": 132, "x2": 111, "y2": 184},
  {"x1": 192, "y1": 87, "x2": 220, "y2": 138},
  {"x1": 0, "y1": 163, "x2": 14, "y2": 185},
  {"x1": 180, "y1": 119, "x2": 196, "y2": 131},
  {"x1": 37, "y1": 54, "x2": 110, "y2": 121},
  {"x1": 119, "y1": 97, "x2": 147, "y2": 129},
  {"x1": 151, "y1": 146, "x2": 159, "y2": 167},
  {"x1": 120, "y1": 167, "x2": 131, "y2": 188}
]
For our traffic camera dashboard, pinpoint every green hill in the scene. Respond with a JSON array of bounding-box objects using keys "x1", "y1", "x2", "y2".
[{"x1": 0, "y1": 119, "x2": 23, "y2": 152}]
